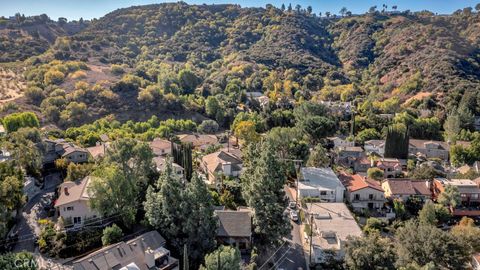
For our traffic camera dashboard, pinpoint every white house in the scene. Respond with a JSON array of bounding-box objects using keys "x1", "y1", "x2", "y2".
[
  {"x1": 55, "y1": 176, "x2": 98, "y2": 226},
  {"x1": 338, "y1": 172, "x2": 386, "y2": 211},
  {"x1": 327, "y1": 136, "x2": 354, "y2": 148},
  {"x1": 364, "y1": 140, "x2": 385, "y2": 156},
  {"x1": 298, "y1": 167, "x2": 345, "y2": 202},
  {"x1": 153, "y1": 157, "x2": 184, "y2": 180},
  {"x1": 201, "y1": 150, "x2": 242, "y2": 186},
  {"x1": 307, "y1": 203, "x2": 362, "y2": 262}
]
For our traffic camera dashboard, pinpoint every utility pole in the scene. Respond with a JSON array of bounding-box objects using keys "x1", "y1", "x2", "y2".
[
  {"x1": 309, "y1": 211, "x2": 314, "y2": 266},
  {"x1": 226, "y1": 130, "x2": 231, "y2": 152},
  {"x1": 294, "y1": 159, "x2": 302, "y2": 206}
]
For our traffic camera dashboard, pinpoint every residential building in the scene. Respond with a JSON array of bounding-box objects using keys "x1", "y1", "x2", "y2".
[
  {"x1": 201, "y1": 150, "x2": 242, "y2": 186},
  {"x1": 353, "y1": 156, "x2": 371, "y2": 173},
  {"x1": 408, "y1": 139, "x2": 450, "y2": 160},
  {"x1": 149, "y1": 138, "x2": 172, "y2": 157},
  {"x1": 381, "y1": 179, "x2": 432, "y2": 201},
  {"x1": 337, "y1": 146, "x2": 364, "y2": 160},
  {"x1": 214, "y1": 209, "x2": 252, "y2": 252},
  {"x1": 86, "y1": 144, "x2": 107, "y2": 160},
  {"x1": 298, "y1": 167, "x2": 345, "y2": 202},
  {"x1": 177, "y1": 134, "x2": 218, "y2": 150},
  {"x1": 433, "y1": 178, "x2": 480, "y2": 207},
  {"x1": 0, "y1": 124, "x2": 5, "y2": 136},
  {"x1": 55, "y1": 176, "x2": 98, "y2": 227},
  {"x1": 375, "y1": 158, "x2": 402, "y2": 178},
  {"x1": 338, "y1": 172, "x2": 385, "y2": 211},
  {"x1": 306, "y1": 203, "x2": 362, "y2": 262},
  {"x1": 43, "y1": 139, "x2": 89, "y2": 164},
  {"x1": 364, "y1": 140, "x2": 385, "y2": 156},
  {"x1": 153, "y1": 157, "x2": 184, "y2": 179},
  {"x1": 326, "y1": 136, "x2": 354, "y2": 149},
  {"x1": 72, "y1": 231, "x2": 178, "y2": 270}
]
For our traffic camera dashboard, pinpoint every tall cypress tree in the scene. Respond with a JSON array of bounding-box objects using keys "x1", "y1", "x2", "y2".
[
  {"x1": 241, "y1": 140, "x2": 291, "y2": 248},
  {"x1": 384, "y1": 125, "x2": 409, "y2": 159}
]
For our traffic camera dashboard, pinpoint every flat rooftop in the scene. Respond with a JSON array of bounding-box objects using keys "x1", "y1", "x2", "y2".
[{"x1": 307, "y1": 203, "x2": 362, "y2": 251}]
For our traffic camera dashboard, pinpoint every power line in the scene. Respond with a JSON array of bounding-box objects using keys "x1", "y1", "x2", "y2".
[{"x1": 257, "y1": 240, "x2": 288, "y2": 270}]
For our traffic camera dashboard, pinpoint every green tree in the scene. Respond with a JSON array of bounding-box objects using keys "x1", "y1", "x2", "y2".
[
  {"x1": 178, "y1": 69, "x2": 200, "y2": 94},
  {"x1": 0, "y1": 252, "x2": 37, "y2": 270},
  {"x1": 2, "y1": 112, "x2": 39, "y2": 133},
  {"x1": 418, "y1": 201, "x2": 437, "y2": 225},
  {"x1": 384, "y1": 125, "x2": 409, "y2": 159},
  {"x1": 205, "y1": 96, "x2": 220, "y2": 117},
  {"x1": 437, "y1": 185, "x2": 461, "y2": 209},
  {"x1": 367, "y1": 168, "x2": 384, "y2": 181},
  {"x1": 451, "y1": 217, "x2": 480, "y2": 253},
  {"x1": 306, "y1": 144, "x2": 330, "y2": 167},
  {"x1": 144, "y1": 165, "x2": 217, "y2": 267},
  {"x1": 241, "y1": 141, "x2": 291, "y2": 248},
  {"x1": 443, "y1": 112, "x2": 461, "y2": 143},
  {"x1": 344, "y1": 233, "x2": 396, "y2": 270},
  {"x1": 356, "y1": 128, "x2": 381, "y2": 144},
  {"x1": 101, "y1": 224, "x2": 123, "y2": 246},
  {"x1": 363, "y1": 218, "x2": 384, "y2": 235},
  {"x1": 395, "y1": 220, "x2": 469, "y2": 269},
  {"x1": 89, "y1": 164, "x2": 139, "y2": 227},
  {"x1": 200, "y1": 245, "x2": 241, "y2": 270}
]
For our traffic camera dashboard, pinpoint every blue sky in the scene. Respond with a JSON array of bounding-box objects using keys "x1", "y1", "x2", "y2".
[{"x1": 1, "y1": 0, "x2": 478, "y2": 20}]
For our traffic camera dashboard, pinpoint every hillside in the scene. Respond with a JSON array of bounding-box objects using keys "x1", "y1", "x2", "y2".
[
  {"x1": 1, "y1": 3, "x2": 480, "y2": 128},
  {"x1": 0, "y1": 14, "x2": 87, "y2": 62}
]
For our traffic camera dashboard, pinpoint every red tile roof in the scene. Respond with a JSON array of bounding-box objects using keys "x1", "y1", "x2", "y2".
[{"x1": 339, "y1": 172, "x2": 383, "y2": 192}]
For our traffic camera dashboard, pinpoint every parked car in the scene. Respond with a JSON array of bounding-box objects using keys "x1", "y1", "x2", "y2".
[
  {"x1": 290, "y1": 210, "x2": 299, "y2": 222},
  {"x1": 289, "y1": 201, "x2": 296, "y2": 209}
]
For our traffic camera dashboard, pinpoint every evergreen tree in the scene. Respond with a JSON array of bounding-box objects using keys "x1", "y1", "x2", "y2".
[
  {"x1": 384, "y1": 125, "x2": 409, "y2": 159},
  {"x1": 241, "y1": 141, "x2": 291, "y2": 248},
  {"x1": 200, "y1": 246, "x2": 242, "y2": 270}
]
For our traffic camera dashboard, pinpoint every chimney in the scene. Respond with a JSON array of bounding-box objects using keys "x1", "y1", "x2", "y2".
[
  {"x1": 145, "y1": 248, "x2": 155, "y2": 268},
  {"x1": 64, "y1": 187, "x2": 69, "y2": 196}
]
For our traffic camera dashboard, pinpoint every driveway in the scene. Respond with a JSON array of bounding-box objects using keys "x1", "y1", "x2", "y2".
[{"x1": 12, "y1": 173, "x2": 61, "y2": 252}]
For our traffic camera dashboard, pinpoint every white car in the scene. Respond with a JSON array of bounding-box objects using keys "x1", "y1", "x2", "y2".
[
  {"x1": 290, "y1": 210, "x2": 299, "y2": 222},
  {"x1": 289, "y1": 201, "x2": 297, "y2": 209}
]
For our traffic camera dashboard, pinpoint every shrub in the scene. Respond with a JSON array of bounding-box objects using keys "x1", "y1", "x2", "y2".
[
  {"x1": 44, "y1": 69, "x2": 65, "y2": 85},
  {"x1": 111, "y1": 64, "x2": 125, "y2": 76},
  {"x1": 101, "y1": 224, "x2": 123, "y2": 246},
  {"x1": 197, "y1": 120, "x2": 219, "y2": 134}
]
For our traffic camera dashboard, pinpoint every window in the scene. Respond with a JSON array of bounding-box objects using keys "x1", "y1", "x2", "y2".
[
  {"x1": 354, "y1": 194, "x2": 360, "y2": 200},
  {"x1": 320, "y1": 191, "x2": 327, "y2": 195},
  {"x1": 73, "y1": 217, "x2": 82, "y2": 224},
  {"x1": 472, "y1": 194, "x2": 479, "y2": 199},
  {"x1": 369, "y1": 194, "x2": 374, "y2": 200},
  {"x1": 66, "y1": 206, "x2": 74, "y2": 211}
]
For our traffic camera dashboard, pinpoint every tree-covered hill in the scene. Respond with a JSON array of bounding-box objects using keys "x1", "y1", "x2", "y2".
[{"x1": 1, "y1": 3, "x2": 480, "y2": 128}]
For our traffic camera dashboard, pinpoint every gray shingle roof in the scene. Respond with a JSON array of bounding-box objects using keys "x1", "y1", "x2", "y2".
[{"x1": 215, "y1": 210, "x2": 251, "y2": 238}]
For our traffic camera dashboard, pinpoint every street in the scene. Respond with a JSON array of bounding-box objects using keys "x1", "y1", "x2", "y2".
[{"x1": 269, "y1": 186, "x2": 307, "y2": 270}]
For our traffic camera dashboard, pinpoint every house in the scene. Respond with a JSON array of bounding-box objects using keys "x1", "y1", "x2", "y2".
[
  {"x1": 375, "y1": 158, "x2": 402, "y2": 178},
  {"x1": 353, "y1": 156, "x2": 371, "y2": 173},
  {"x1": 338, "y1": 172, "x2": 385, "y2": 211},
  {"x1": 306, "y1": 203, "x2": 362, "y2": 262},
  {"x1": 336, "y1": 146, "x2": 365, "y2": 168},
  {"x1": 214, "y1": 209, "x2": 252, "y2": 252},
  {"x1": 55, "y1": 176, "x2": 98, "y2": 227},
  {"x1": 408, "y1": 139, "x2": 450, "y2": 160},
  {"x1": 0, "y1": 124, "x2": 5, "y2": 136},
  {"x1": 43, "y1": 139, "x2": 89, "y2": 164},
  {"x1": 326, "y1": 136, "x2": 354, "y2": 149},
  {"x1": 153, "y1": 157, "x2": 184, "y2": 179},
  {"x1": 72, "y1": 231, "x2": 178, "y2": 270},
  {"x1": 381, "y1": 179, "x2": 432, "y2": 201},
  {"x1": 364, "y1": 140, "x2": 385, "y2": 156},
  {"x1": 201, "y1": 150, "x2": 242, "y2": 186},
  {"x1": 298, "y1": 167, "x2": 345, "y2": 202},
  {"x1": 177, "y1": 134, "x2": 218, "y2": 150},
  {"x1": 433, "y1": 178, "x2": 480, "y2": 208},
  {"x1": 149, "y1": 138, "x2": 172, "y2": 157},
  {"x1": 86, "y1": 144, "x2": 107, "y2": 160}
]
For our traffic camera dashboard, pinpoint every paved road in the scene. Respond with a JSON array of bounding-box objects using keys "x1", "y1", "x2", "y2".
[
  {"x1": 12, "y1": 173, "x2": 61, "y2": 252},
  {"x1": 271, "y1": 186, "x2": 307, "y2": 270}
]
